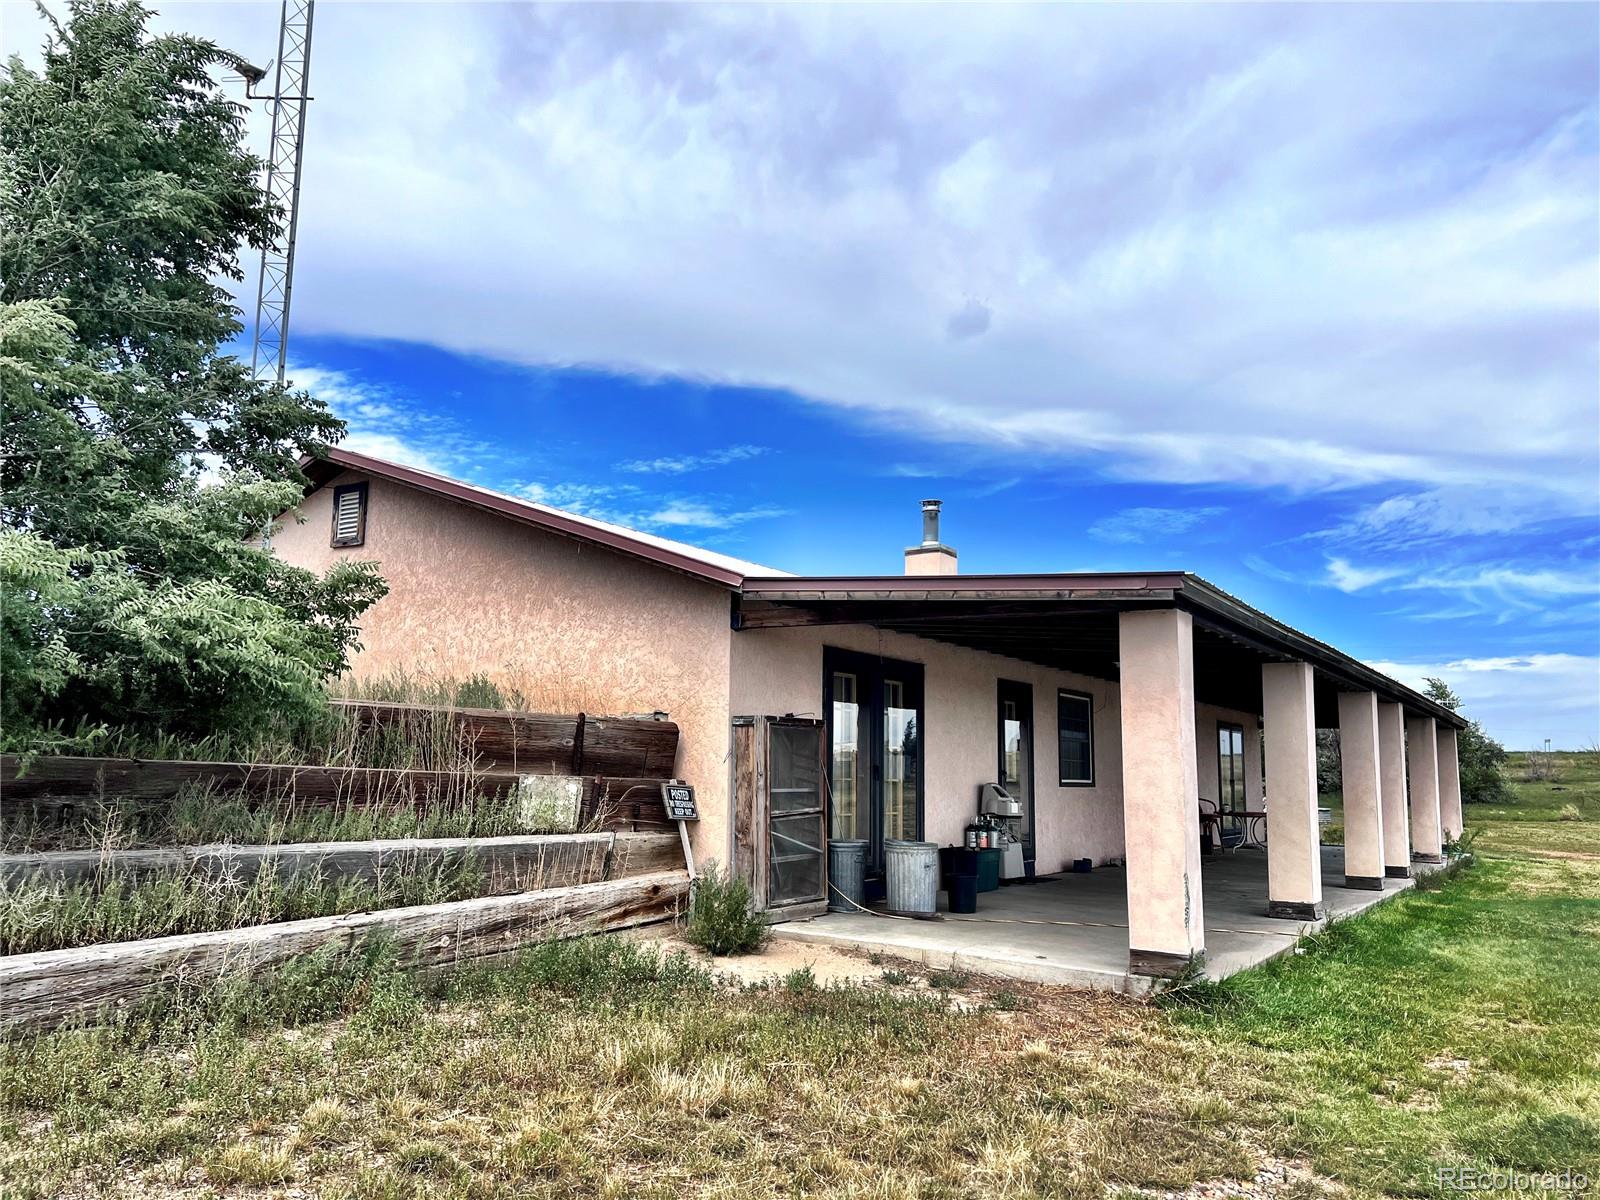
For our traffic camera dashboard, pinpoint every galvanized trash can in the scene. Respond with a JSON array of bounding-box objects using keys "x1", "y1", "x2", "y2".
[
  {"x1": 884, "y1": 838, "x2": 939, "y2": 917},
  {"x1": 827, "y1": 839, "x2": 869, "y2": 913}
]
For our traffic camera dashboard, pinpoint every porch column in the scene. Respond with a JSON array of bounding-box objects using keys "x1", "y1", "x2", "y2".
[
  {"x1": 1407, "y1": 714, "x2": 1443, "y2": 863},
  {"x1": 1437, "y1": 725, "x2": 1464, "y2": 844},
  {"x1": 1262, "y1": 661, "x2": 1326, "y2": 919},
  {"x1": 1119, "y1": 609, "x2": 1205, "y2": 976},
  {"x1": 1378, "y1": 702, "x2": 1411, "y2": 878},
  {"x1": 1336, "y1": 691, "x2": 1385, "y2": 890}
]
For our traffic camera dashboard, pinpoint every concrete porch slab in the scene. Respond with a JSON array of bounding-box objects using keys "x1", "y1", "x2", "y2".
[{"x1": 769, "y1": 846, "x2": 1422, "y2": 994}]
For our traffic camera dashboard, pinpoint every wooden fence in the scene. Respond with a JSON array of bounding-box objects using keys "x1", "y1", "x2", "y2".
[
  {"x1": 330, "y1": 701, "x2": 679, "y2": 777},
  {"x1": 0, "y1": 757, "x2": 675, "y2": 832},
  {"x1": 0, "y1": 830, "x2": 682, "y2": 891},
  {"x1": 0, "y1": 870, "x2": 690, "y2": 1035},
  {"x1": 0, "y1": 705, "x2": 695, "y2": 1035}
]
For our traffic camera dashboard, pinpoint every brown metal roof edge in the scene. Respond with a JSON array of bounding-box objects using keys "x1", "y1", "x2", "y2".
[
  {"x1": 1177, "y1": 575, "x2": 1468, "y2": 729},
  {"x1": 739, "y1": 571, "x2": 1189, "y2": 595},
  {"x1": 297, "y1": 448, "x2": 747, "y2": 588},
  {"x1": 740, "y1": 569, "x2": 1465, "y2": 727}
]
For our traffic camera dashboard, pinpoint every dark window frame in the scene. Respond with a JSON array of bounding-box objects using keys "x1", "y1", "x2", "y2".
[
  {"x1": 330, "y1": 482, "x2": 369, "y2": 548},
  {"x1": 822, "y1": 646, "x2": 926, "y2": 882},
  {"x1": 1217, "y1": 721, "x2": 1246, "y2": 810},
  {"x1": 1057, "y1": 688, "x2": 1095, "y2": 787},
  {"x1": 997, "y1": 678, "x2": 1035, "y2": 856}
]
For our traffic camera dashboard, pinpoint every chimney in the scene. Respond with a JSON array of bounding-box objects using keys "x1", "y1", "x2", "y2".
[{"x1": 904, "y1": 498, "x2": 958, "y2": 576}]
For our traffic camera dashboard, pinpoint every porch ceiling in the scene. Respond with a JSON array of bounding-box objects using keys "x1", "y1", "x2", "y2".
[{"x1": 735, "y1": 573, "x2": 1465, "y2": 729}]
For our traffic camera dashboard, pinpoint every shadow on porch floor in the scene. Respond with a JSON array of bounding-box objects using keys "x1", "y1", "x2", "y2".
[{"x1": 769, "y1": 846, "x2": 1419, "y2": 995}]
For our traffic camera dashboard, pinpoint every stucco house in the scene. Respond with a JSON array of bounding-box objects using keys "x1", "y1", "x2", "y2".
[{"x1": 274, "y1": 448, "x2": 1467, "y2": 982}]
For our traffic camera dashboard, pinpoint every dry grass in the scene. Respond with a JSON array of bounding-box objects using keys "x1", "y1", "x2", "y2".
[
  {"x1": 0, "y1": 852, "x2": 488, "y2": 954},
  {"x1": 0, "y1": 764, "x2": 585, "y2": 853},
  {"x1": 4, "y1": 756, "x2": 1595, "y2": 1199},
  {"x1": 0, "y1": 939, "x2": 1261, "y2": 1200},
  {"x1": 333, "y1": 668, "x2": 619, "y2": 723}
]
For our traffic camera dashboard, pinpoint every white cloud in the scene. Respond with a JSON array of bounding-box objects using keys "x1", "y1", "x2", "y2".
[
  {"x1": 945, "y1": 298, "x2": 992, "y2": 342},
  {"x1": 1089, "y1": 506, "x2": 1225, "y2": 544},
  {"x1": 1309, "y1": 485, "x2": 1593, "y2": 555},
  {"x1": 1366, "y1": 653, "x2": 1600, "y2": 748},
  {"x1": 616, "y1": 445, "x2": 768, "y2": 474},
  {"x1": 646, "y1": 503, "x2": 788, "y2": 530},
  {"x1": 519, "y1": 479, "x2": 786, "y2": 534},
  {"x1": 9, "y1": 2, "x2": 1589, "y2": 504},
  {"x1": 1324, "y1": 557, "x2": 1406, "y2": 593},
  {"x1": 1402, "y1": 566, "x2": 1600, "y2": 598},
  {"x1": 287, "y1": 362, "x2": 486, "y2": 475},
  {"x1": 337, "y1": 431, "x2": 446, "y2": 474}
]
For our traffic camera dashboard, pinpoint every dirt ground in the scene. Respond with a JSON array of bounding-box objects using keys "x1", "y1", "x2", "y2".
[{"x1": 625, "y1": 927, "x2": 895, "y2": 987}]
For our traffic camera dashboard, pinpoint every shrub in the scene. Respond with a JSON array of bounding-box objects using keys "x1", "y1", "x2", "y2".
[
  {"x1": 684, "y1": 861, "x2": 767, "y2": 956},
  {"x1": 782, "y1": 966, "x2": 817, "y2": 993},
  {"x1": 446, "y1": 934, "x2": 711, "y2": 1006}
]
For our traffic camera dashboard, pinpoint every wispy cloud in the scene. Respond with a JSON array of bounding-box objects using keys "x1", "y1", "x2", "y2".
[
  {"x1": 646, "y1": 503, "x2": 788, "y2": 529},
  {"x1": 616, "y1": 445, "x2": 768, "y2": 474},
  {"x1": 1324, "y1": 556, "x2": 1406, "y2": 593},
  {"x1": 1366, "y1": 653, "x2": 1599, "y2": 747},
  {"x1": 1402, "y1": 566, "x2": 1600, "y2": 599},
  {"x1": 1308, "y1": 485, "x2": 1591, "y2": 553},
  {"x1": 519, "y1": 479, "x2": 787, "y2": 533},
  {"x1": 289, "y1": 363, "x2": 490, "y2": 475},
  {"x1": 1089, "y1": 506, "x2": 1224, "y2": 544}
]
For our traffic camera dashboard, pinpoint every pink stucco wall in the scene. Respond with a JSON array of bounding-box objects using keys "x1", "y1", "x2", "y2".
[
  {"x1": 271, "y1": 471, "x2": 737, "y2": 860},
  {"x1": 273, "y1": 471, "x2": 1263, "y2": 874}
]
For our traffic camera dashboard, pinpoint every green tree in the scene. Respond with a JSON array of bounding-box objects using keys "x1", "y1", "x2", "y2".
[
  {"x1": 1422, "y1": 677, "x2": 1512, "y2": 806},
  {"x1": 1, "y1": 1, "x2": 385, "y2": 744}
]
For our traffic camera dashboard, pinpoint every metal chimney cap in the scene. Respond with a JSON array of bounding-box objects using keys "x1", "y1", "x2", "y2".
[{"x1": 921, "y1": 498, "x2": 942, "y2": 510}]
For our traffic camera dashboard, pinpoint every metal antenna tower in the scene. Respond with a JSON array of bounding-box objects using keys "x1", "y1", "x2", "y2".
[{"x1": 247, "y1": 0, "x2": 316, "y2": 385}]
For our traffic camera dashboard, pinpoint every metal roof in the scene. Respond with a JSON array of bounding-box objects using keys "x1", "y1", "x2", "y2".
[{"x1": 736, "y1": 572, "x2": 1466, "y2": 728}]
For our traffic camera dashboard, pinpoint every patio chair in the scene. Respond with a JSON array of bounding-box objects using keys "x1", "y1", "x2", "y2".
[{"x1": 1199, "y1": 797, "x2": 1245, "y2": 854}]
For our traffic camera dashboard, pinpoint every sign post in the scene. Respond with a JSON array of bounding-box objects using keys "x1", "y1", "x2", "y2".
[{"x1": 661, "y1": 781, "x2": 698, "y2": 880}]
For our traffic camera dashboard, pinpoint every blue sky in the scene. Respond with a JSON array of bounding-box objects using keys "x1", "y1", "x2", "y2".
[{"x1": 8, "y1": 1, "x2": 1597, "y2": 745}]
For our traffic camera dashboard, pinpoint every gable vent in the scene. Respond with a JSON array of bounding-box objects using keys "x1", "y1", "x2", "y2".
[{"x1": 330, "y1": 482, "x2": 368, "y2": 548}]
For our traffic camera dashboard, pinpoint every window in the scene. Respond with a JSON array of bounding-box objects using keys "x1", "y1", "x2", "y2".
[
  {"x1": 828, "y1": 670, "x2": 865, "y2": 842},
  {"x1": 1057, "y1": 690, "x2": 1094, "y2": 786},
  {"x1": 882, "y1": 677, "x2": 919, "y2": 841},
  {"x1": 330, "y1": 482, "x2": 368, "y2": 547},
  {"x1": 1217, "y1": 722, "x2": 1246, "y2": 810}
]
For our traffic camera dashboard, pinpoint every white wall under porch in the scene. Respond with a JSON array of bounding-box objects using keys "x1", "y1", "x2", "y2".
[{"x1": 731, "y1": 619, "x2": 1265, "y2": 875}]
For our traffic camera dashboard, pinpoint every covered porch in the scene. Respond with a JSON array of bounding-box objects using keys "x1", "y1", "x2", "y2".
[
  {"x1": 734, "y1": 573, "x2": 1467, "y2": 983},
  {"x1": 771, "y1": 846, "x2": 1426, "y2": 993}
]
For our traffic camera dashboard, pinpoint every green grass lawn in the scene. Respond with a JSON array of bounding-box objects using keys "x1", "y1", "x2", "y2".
[
  {"x1": 3, "y1": 754, "x2": 1595, "y2": 1199},
  {"x1": 1168, "y1": 779, "x2": 1600, "y2": 1197}
]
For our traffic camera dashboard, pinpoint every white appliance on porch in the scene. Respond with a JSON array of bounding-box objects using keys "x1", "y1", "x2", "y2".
[{"x1": 978, "y1": 782, "x2": 1027, "y2": 881}]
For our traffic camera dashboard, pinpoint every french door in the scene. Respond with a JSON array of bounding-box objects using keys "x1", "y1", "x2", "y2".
[
  {"x1": 997, "y1": 680, "x2": 1035, "y2": 858},
  {"x1": 823, "y1": 649, "x2": 924, "y2": 884}
]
